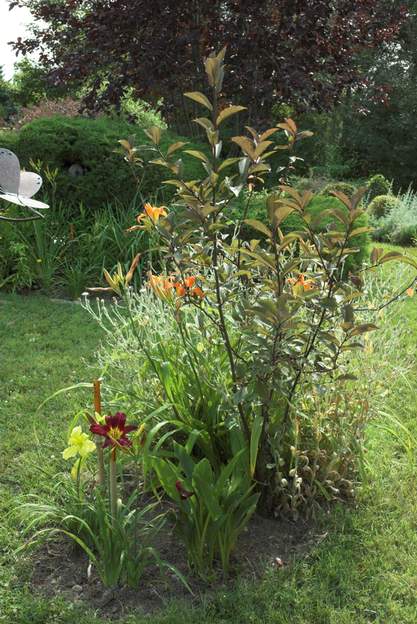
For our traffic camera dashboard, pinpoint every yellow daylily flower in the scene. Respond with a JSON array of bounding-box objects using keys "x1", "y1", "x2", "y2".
[{"x1": 63, "y1": 426, "x2": 96, "y2": 460}]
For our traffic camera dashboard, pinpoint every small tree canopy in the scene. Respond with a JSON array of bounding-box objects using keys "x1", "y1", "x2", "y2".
[{"x1": 9, "y1": 0, "x2": 407, "y2": 126}]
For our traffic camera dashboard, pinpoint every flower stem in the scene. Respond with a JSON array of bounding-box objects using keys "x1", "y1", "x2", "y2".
[
  {"x1": 93, "y1": 379, "x2": 106, "y2": 487},
  {"x1": 109, "y1": 449, "x2": 118, "y2": 525}
]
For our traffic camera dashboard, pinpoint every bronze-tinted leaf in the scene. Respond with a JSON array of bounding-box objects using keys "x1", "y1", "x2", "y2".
[
  {"x1": 217, "y1": 105, "x2": 246, "y2": 125},
  {"x1": 350, "y1": 323, "x2": 378, "y2": 336},
  {"x1": 184, "y1": 149, "x2": 210, "y2": 163},
  {"x1": 348, "y1": 226, "x2": 373, "y2": 238},
  {"x1": 231, "y1": 136, "x2": 256, "y2": 160},
  {"x1": 167, "y1": 141, "x2": 188, "y2": 156},
  {"x1": 370, "y1": 247, "x2": 384, "y2": 264},
  {"x1": 184, "y1": 91, "x2": 213, "y2": 111},
  {"x1": 193, "y1": 117, "x2": 214, "y2": 132},
  {"x1": 244, "y1": 219, "x2": 272, "y2": 238},
  {"x1": 144, "y1": 126, "x2": 161, "y2": 145}
]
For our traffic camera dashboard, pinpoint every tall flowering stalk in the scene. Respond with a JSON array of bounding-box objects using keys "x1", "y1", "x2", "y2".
[
  {"x1": 90, "y1": 412, "x2": 137, "y2": 523},
  {"x1": 93, "y1": 379, "x2": 106, "y2": 487}
]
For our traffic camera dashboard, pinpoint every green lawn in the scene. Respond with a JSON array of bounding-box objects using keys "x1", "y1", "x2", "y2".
[{"x1": 1, "y1": 268, "x2": 417, "y2": 624}]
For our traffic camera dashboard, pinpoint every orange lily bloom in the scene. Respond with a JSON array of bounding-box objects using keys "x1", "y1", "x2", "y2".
[
  {"x1": 174, "y1": 276, "x2": 205, "y2": 299},
  {"x1": 141, "y1": 203, "x2": 168, "y2": 223},
  {"x1": 184, "y1": 276, "x2": 196, "y2": 289},
  {"x1": 174, "y1": 282, "x2": 186, "y2": 297},
  {"x1": 191, "y1": 286, "x2": 205, "y2": 299},
  {"x1": 127, "y1": 203, "x2": 168, "y2": 232},
  {"x1": 287, "y1": 274, "x2": 315, "y2": 292},
  {"x1": 147, "y1": 273, "x2": 175, "y2": 300}
]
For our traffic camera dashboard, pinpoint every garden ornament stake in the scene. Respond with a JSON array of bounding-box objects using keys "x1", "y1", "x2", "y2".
[{"x1": 0, "y1": 148, "x2": 49, "y2": 222}]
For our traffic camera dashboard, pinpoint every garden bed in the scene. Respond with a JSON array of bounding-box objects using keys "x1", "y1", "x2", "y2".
[{"x1": 31, "y1": 513, "x2": 315, "y2": 618}]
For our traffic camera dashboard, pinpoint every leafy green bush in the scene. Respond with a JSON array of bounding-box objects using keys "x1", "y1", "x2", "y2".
[
  {"x1": 371, "y1": 189, "x2": 417, "y2": 246},
  {"x1": 152, "y1": 441, "x2": 259, "y2": 578},
  {"x1": 0, "y1": 116, "x2": 204, "y2": 214},
  {"x1": 320, "y1": 181, "x2": 356, "y2": 197},
  {"x1": 119, "y1": 87, "x2": 166, "y2": 128},
  {"x1": 368, "y1": 194, "x2": 399, "y2": 219},
  {"x1": 366, "y1": 174, "x2": 391, "y2": 202}
]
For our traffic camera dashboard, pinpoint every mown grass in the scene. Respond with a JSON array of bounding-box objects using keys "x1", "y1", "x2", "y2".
[{"x1": 1, "y1": 259, "x2": 417, "y2": 623}]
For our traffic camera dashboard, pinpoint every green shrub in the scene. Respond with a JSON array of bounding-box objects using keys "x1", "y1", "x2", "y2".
[
  {"x1": 320, "y1": 181, "x2": 356, "y2": 197},
  {"x1": 371, "y1": 188, "x2": 417, "y2": 246},
  {"x1": 366, "y1": 174, "x2": 391, "y2": 202},
  {"x1": 0, "y1": 116, "x2": 204, "y2": 214},
  {"x1": 368, "y1": 194, "x2": 399, "y2": 219}
]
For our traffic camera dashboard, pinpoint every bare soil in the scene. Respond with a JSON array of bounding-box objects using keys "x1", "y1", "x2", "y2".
[{"x1": 30, "y1": 513, "x2": 320, "y2": 620}]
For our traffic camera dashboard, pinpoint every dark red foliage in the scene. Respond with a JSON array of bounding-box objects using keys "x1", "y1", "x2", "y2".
[{"x1": 9, "y1": 1, "x2": 408, "y2": 125}]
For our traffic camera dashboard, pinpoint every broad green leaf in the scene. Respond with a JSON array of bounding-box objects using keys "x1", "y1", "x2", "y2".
[
  {"x1": 193, "y1": 459, "x2": 221, "y2": 520},
  {"x1": 152, "y1": 458, "x2": 179, "y2": 500},
  {"x1": 250, "y1": 415, "x2": 263, "y2": 478}
]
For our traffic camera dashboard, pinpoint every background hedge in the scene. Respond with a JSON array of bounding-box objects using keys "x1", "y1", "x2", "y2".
[{"x1": 0, "y1": 116, "x2": 204, "y2": 214}]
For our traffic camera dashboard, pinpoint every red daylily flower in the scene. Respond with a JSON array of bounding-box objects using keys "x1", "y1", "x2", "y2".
[
  {"x1": 175, "y1": 480, "x2": 194, "y2": 500},
  {"x1": 90, "y1": 412, "x2": 137, "y2": 449}
]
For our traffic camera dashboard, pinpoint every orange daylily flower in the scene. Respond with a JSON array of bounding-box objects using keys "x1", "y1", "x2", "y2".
[
  {"x1": 147, "y1": 273, "x2": 175, "y2": 300},
  {"x1": 141, "y1": 202, "x2": 168, "y2": 223},
  {"x1": 127, "y1": 203, "x2": 168, "y2": 231},
  {"x1": 174, "y1": 282, "x2": 186, "y2": 297},
  {"x1": 191, "y1": 286, "x2": 205, "y2": 299},
  {"x1": 184, "y1": 276, "x2": 196, "y2": 289},
  {"x1": 287, "y1": 274, "x2": 315, "y2": 292},
  {"x1": 407, "y1": 287, "x2": 415, "y2": 297},
  {"x1": 174, "y1": 276, "x2": 205, "y2": 299}
]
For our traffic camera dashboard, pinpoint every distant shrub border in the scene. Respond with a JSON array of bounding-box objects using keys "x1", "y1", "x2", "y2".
[
  {"x1": 0, "y1": 116, "x2": 205, "y2": 214},
  {"x1": 368, "y1": 194, "x2": 399, "y2": 219},
  {"x1": 320, "y1": 181, "x2": 357, "y2": 197},
  {"x1": 366, "y1": 174, "x2": 391, "y2": 203}
]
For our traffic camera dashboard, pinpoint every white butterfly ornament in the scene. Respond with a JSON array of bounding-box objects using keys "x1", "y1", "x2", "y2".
[{"x1": 0, "y1": 148, "x2": 49, "y2": 212}]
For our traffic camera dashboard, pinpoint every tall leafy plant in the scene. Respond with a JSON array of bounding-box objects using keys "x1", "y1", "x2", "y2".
[{"x1": 114, "y1": 50, "x2": 416, "y2": 516}]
